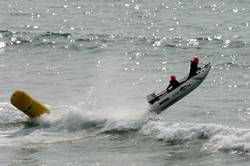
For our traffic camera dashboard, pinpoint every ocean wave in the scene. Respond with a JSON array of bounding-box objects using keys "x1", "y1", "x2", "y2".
[
  {"x1": 149, "y1": 36, "x2": 230, "y2": 49},
  {"x1": 0, "y1": 31, "x2": 6, "y2": 49},
  {"x1": 46, "y1": 111, "x2": 107, "y2": 132},
  {"x1": 3, "y1": 103, "x2": 250, "y2": 154},
  {"x1": 100, "y1": 119, "x2": 144, "y2": 134},
  {"x1": 0, "y1": 104, "x2": 105, "y2": 145},
  {"x1": 141, "y1": 122, "x2": 214, "y2": 143},
  {"x1": 39, "y1": 31, "x2": 71, "y2": 38},
  {"x1": 141, "y1": 121, "x2": 250, "y2": 154},
  {"x1": 2, "y1": 29, "x2": 242, "y2": 51},
  {"x1": 0, "y1": 101, "x2": 145, "y2": 132},
  {"x1": 0, "y1": 42, "x2": 5, "y2": 49},
  {"x1": 4, "y1": 99, "x2": 250, "y2": 154},
  {"x1": 0, "y1": 103, "x2": 150, "y2": 146},
  {"x1": 0, "y1": 30, "x2": 72, "y2": 46},
  {"x1": 0, "y1": 29, "x2": 229, "y2": 50},
  {"x1": 204, "y1": 127, "x2": 250, "y2": 153},
  {"x1": 0, "y1": 102, "x2": 27, "y2": 125}
]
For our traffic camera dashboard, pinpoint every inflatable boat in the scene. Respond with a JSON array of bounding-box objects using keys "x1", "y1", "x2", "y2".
[{"x1": 147, "y1": 63, "x2": 211, "y2": 114}]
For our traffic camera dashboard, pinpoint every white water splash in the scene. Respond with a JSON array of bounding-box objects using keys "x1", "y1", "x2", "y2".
[
  {"x1": 0, "y1": 42, "x2": 5, "y2": 49},
  {"x1": 141, "y1": 121, "x2": 250, "y2": 153}
]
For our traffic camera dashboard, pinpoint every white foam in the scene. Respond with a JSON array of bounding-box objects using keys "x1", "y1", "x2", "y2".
[
  {"x1": 98, "y1": 105, "x2": 154, "y2": 132},
  {"x1": 0, "y1": 41, "x2": 5, "y2": 49},
  {"x1": 0, "y1": 102, "x2": 27, "y2": 123},
  {"x1": 101, "y1": 118, "x2": 144, "y2": 133},
  {"x1": 6, "y1": 101, "x2": 250, "y2": 154},
  {"x1": 204, "y1": 127, "x2": 250, "y2": 153},
  {"x1": 141, "y1": 121, "x2": 250, "y2": 153}
]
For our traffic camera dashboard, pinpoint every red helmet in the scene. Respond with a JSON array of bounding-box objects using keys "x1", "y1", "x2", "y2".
[
  {"x1": 170, "y1": 75, "x2": 176, "y2": 80},
  {"x1": 193, "y1": 56, "x2": 199, "y2": 64}
]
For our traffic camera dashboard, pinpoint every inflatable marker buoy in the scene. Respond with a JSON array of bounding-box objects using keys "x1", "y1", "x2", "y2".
[{"x1": 10, "y1": 90, "x2": 49, "y2": 118}]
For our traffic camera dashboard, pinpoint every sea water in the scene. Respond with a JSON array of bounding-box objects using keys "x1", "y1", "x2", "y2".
[{"x1": 0, "y1": 0, "x2": 250, "y2": 165}]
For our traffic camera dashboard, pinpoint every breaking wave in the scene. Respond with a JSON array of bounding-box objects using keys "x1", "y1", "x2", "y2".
[
  {"x1": 0, "y1": 102, "x2": 148, "y2": 145},
  {"x1": 141, "y1": 121, "x2": 250, "y2": 154},
  {"x1": 2, "y1": 101, "x2": 250, "y2": 154}
]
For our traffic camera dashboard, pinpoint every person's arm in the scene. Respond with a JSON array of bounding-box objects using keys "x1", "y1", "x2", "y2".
[{"x1": 166, "y1": 83, "x2": 172, "y2": 92}]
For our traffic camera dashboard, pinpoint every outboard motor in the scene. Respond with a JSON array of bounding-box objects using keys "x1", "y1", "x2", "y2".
[{"x1": 146, "y1": 92, "x2": 159, "y2": 104}]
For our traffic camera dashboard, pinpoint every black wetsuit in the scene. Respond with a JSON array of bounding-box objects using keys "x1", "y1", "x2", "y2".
[
  {"x1": 188, "y1": 61, "x2": 198, "y2": 79},
  {"x1": 166, "y1": 80, "x2": 180, "y2": 92}
]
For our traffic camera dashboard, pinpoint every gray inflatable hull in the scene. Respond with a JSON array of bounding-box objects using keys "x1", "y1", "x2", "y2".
[{"x1": 148, "y1": 63, "x2": 211, "y2": 114}]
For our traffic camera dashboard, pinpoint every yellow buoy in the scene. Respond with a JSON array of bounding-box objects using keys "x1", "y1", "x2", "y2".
[{"x1": 10, "y1": 90, "x2": 49, "y2": 118}]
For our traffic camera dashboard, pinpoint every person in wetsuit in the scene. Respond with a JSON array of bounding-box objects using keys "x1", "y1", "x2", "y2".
[
  {"x1": 188, "y1": 55, "x2": 200, "y2": 79},
  {"x1": 166, "y1": 75, "x2": 180, "y2": 93}
]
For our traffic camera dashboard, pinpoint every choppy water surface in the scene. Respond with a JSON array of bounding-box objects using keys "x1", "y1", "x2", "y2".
[{"x1": 0, "y1": 0, "x2": 250, "y2": 165}]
